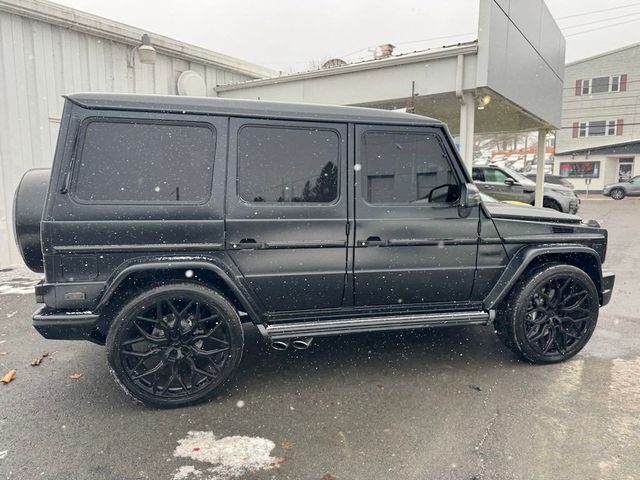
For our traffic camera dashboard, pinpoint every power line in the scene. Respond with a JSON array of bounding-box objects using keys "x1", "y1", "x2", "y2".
[
  {"x1": 556, "y1": 2, "x2": 640, "y2": 21},
  {"x1": 560, "y1": 11, "x2": 640, "y2": 30},
  {"x1": 565, "y1": 17, "x2": 640, "y2": 37}
]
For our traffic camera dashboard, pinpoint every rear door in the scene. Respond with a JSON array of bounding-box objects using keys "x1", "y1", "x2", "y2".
[
  {"x1": 352, "y1": 125, "x2": 479, "y2": 307},
  {"x1": 225, "y1": 118, "x2": 349, "y2": 313}
]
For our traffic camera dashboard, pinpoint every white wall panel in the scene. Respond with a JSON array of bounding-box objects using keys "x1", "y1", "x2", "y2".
[{"x1": 0, "y1": 9, "x2": 257, "y2": 266}]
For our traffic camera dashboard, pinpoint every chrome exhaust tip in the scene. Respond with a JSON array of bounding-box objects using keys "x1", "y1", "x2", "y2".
[
  {"x1": 271, "y1": 339, "x2": 290, "y2": 351},
  {"x1": 291, "y1": 337, "x2": 314, "y2": 350}
]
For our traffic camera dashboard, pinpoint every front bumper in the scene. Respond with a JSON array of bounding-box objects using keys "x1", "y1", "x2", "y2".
[
  {"x1": 32, "y1": 306, "x2": 103, "y2": 343},
  {"x1": 601, "y1": 271, "x2": 615, "y2": 306}
]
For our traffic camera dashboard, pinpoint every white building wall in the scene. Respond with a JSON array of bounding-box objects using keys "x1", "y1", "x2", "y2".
[
  {"x1": 557, "y1": 45, "x2": 640, "y2": 153},
  {"x1": 0, "y1": 5, "x2": 265, "y2": 267}
]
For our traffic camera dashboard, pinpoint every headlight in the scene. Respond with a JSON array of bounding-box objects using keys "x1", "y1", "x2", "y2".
[{"x1": 551, "y1": 189, "x2": 574, "y2": 197}]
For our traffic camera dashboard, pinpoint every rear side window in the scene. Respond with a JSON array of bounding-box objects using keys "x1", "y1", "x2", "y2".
[
  {"x1": 362, "y1": 131, "x2": 458, "y2": 204},
  {"x1": 237, "y1": 125, "x2": 339, "y2": 203},
  {"x1": 73, "y1": 121, "x2": 215, "y2": 203}
]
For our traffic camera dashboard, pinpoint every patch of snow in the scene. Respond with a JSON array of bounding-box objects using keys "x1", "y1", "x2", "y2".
[
  {"x1": 173, "y1": 431, "x2": 277, "y2": 480},
  {"x1": 174, "y1": 465, "x2": 203, "y2": 479}
]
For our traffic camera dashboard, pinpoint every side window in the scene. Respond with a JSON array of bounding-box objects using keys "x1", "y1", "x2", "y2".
[
  {"x1": 237, "y1": 125, "x2": 339, "y2": 203},
  {"x1": 362, "y1": 131, "x2": 459, "y2": 204},
  {"x1": 472, "y1": 168, "x2": 485, "y2": 182},
  {"x1": 484, "y1": 169, "x2": 509, "y2": 183},
  {"x1": 74, "y1": 121, "x2": 215, "y2": 203}
]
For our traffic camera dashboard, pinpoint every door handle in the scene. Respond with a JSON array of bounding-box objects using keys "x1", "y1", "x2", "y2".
[
  {"x1": 358, "y1": 236, "x2": 386, "y2": 247},
  {"x1": 230, "y1": 238, "x2": 263, "y2": 249}
]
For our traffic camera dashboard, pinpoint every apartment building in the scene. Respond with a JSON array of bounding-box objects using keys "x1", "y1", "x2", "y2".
[{"x1": 555, "y1": 43, "x2": 640, "y2": 192}]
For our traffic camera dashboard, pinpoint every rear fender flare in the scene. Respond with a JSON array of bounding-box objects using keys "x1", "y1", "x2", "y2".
[{"x1": 94, "y1": 257, "x2": 262, "y2": 323}]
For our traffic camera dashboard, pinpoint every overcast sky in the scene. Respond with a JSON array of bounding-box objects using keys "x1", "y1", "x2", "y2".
[{"x1": 51, "y1": 0, "x2": 640, "y2": 72}]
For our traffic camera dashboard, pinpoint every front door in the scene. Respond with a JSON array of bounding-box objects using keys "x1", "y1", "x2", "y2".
[
  {"x1": 618, "y1": 158, "x2": 634, "y2": 182},
  {"x1": 352, "y1": 125, "x2": 480, "y2": 307},
  {"x1": 225, "y1": 118, "x2": 349, "y2": 313}
]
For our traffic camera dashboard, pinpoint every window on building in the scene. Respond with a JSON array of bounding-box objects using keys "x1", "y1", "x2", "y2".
[
  {"x1": 577, "y1": 120, "x2": 621, "y2": 137},
  {"x1": 237, "y1": 125, "x2": 340, "y2": 203},
  {"x1": 579, "y1": 75, "x2": 624, "y2": 95},
  {"x1": 361, "y1": 131, "x2": 459, "y2": 204},
  {"x1": 611, "y1": 75, "x2": 621, "y2": 92},
  {"x1": 559, "y1": 161, "x2": 601, "y2": 178},
  {"x1": 74, "y1": 121, "x2": 216, "y2": 203}
]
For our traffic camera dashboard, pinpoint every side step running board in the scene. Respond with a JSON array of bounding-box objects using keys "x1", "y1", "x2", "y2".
[{"x1": 265, "y1": 311, "x2": 491, "y2": 340}]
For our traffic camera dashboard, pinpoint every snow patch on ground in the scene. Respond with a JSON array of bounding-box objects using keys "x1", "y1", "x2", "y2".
[
  {"x1": 0, "y1": 266, "x2": 41, "y2": 295},
  {"x1": 172, "y1": 431, "x2": 277, "y2": 480}
]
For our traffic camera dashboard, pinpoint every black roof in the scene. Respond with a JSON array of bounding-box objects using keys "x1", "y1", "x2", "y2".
[
  {"x1": 66, "y1": 93, "x2": 442, "y2": 126},
  {"x1": 556, "y1": 139, "x2": 640, "y2": 156}
]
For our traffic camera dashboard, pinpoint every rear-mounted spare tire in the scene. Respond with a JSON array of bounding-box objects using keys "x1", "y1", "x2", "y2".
[{"x1": 13, "y1": 168, "x2": 50, "y2": 273}]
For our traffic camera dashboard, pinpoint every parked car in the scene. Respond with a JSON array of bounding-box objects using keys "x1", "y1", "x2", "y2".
[
  {"x1": 479, "y1": 191, "x2": 531, "y2": 207},
  {"x1": 525, "y1": 174, "x2": 575, "y2": 190},
  {"x1": 473, "y1": 165, "x2": 580, "y2": 214},
  {"x1": 14, "y1": 93, "x2": 614, "y2": 408},
  {"x1": 602, "y1": 176, "x2": 640, "y2": 199}
]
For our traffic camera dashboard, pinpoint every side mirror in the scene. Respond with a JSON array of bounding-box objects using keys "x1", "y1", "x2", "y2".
[
  {"x1": 458, "y1": 183, "x2": 480, "y2": 218},
  {"x1": 504, "y1": 178, "x2": 515, "y2": 186}
]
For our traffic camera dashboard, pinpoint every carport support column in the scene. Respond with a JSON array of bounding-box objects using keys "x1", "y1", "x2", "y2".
[
  {"x1": 535, "y1": 129, "x2": 547, "y2": 208},
  {"x1": 459, "y1": 92, "x2": 475, "y2": 173}
]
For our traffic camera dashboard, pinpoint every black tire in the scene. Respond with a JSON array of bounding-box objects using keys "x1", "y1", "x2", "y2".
[
  {"x1": 610, "y1": 188, "x2": 626, "y2": 200},
  {"x1": 106, "y1": 283, "x2": 244, "y2": 408},
  {"x1": 542, "y1": 197, "x2": 562, "y2": 211},
  {"x1": 495, "y1": 264, "x2": 598, "y2": 364}
]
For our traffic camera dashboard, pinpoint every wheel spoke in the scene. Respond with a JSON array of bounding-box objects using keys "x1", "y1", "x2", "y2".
[
  {"x1": 552, "y1": 328, "x2": 567, "y2": 355},
  {"x1": 527, "y1": 324, "x2": 549, "y2": 342},
  {"x1": 131, "y1": 359, "x2": 165, "y2": 381},
  {"x1": 558, "y1": 290, "x2": 589, "y2": 312},
  {"x1": 541, "y1": 328, "x2": 556, "y2": 353},
  {"x1": 186, "y1": 356, "x2": 216, "y2": 379},
  {"x1": 190, "y1": 346, "x2": 229, "y2": 357},
  {"x1": 133, "y1": 321, "x2": 166, "y2": 344}
]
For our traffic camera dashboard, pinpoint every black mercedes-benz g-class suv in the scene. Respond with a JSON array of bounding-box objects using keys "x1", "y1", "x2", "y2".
[{"x1": 14, "y1": 93, "x2": 615, "y2": 408}]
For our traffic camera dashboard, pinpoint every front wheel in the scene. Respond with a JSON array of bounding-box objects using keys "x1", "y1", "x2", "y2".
[
  {"x1": 106, "y1": 283, "x2": 244, "y2": 408},
  {"x1": 543, "y1": 197, "x2": 562, "y2": 211},
  {"x1": 610, "y1": 188, "x2": 626, "y2": 200},
  {"x1": 495, "y1": 265, "x2": 599, "y2": 364}
]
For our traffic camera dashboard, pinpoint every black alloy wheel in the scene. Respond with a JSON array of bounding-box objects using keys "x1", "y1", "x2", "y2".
[
  {"x1": 106, "y1": 283, "x2": 244, "y2": 408},
  {"x1": 496, "y1": 265, "x2": 599, "y2": 364}
]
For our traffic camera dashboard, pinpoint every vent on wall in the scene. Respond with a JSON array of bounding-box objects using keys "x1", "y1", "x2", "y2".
[{"x1": 177, "y1": 70, "x2": 207, "y2": 97}]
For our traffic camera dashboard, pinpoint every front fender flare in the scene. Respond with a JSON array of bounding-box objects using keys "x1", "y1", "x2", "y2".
[{"x1": 483, "y1": 244, "x2": 603, "y2": 310}]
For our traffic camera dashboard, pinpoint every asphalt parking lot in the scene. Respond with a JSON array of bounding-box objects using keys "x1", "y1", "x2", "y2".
[{"x1": 1, "y1": 198, "x2": 639, "y2": 480}]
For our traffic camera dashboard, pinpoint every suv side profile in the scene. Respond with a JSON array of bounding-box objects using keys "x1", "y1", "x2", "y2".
[
  {"x1": 473, "y1": 165, "x2": 580, "y2": 214},
  {"x1": 14, "y1": 94, "x2": 614, "y2": 408}
]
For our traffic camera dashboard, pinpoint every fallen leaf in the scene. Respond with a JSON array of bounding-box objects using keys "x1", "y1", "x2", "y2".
[
  {"x1": 42, "y1": 352, "x2": 49, "y2": 358},
  {"x1": 376, "y1": 383, "x2": 384, "y2": 389},
  {"x1": 192, "y1": 447, "x2": 201, "y2": 452},
  {"x1": 69, "y1": 373, "x2": 82, "y2": 379},
  {"x1": 31, "y1": 356, "x2": 43, "y2": 366},
  {"x1": 470, "y1": 385, "x2": 482, "y2": 392},
  {"x1": 1, "y1": 369, "x2": 16, "y2": 384},
  {"x1": 0, "y1": 352, "x2": 7, "y2": 356},
  {"x1": 280, "y1": 439, "x2": 291, "y2": 449},
  {"x1": 321, "y1": 475, "x2": 337, "y2": 480},
  {"x1": 270, "y1": 456, "x2": 287, "y2": 467}
]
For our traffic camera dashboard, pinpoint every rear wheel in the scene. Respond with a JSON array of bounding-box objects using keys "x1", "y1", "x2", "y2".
[
  {"x1": 610, "y1": 188, "x2": 625, "y2": 200},
  {"x1": 495, "y1": 265, "x2": 598, "y2": 364},
  {"x1": 106, "y1": 283, "x2": 244, "y2": 408}
]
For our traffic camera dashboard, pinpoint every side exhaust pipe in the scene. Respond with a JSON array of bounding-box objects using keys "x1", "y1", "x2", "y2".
[
  {"x1": 271, "y1": 339, "x2": 290, "y2": 351},
  {"x1": 291, "y1": 337, "x2": 314, "y2": 350}
]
